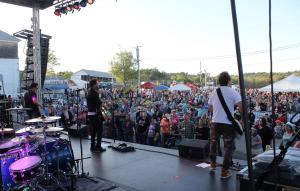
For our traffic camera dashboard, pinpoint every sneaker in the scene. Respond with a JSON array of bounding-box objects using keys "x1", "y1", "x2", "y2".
[
  {"x1": 210, "y1": 162, "x2": 217, "y2": 170},
  {"x1": 221, "y1": 170, "x2": 232, "y2": 179}
]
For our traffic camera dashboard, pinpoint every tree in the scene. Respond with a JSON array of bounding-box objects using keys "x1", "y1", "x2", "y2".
[
  {"x1": 110, "y1": 51, "x2": 137, "y2": 85},
  {"x1": 47, "y1": 50, "x2": 60, "y2": 76},
  {"x1": 57, "y1": 71, "x2": 73, "y2": 79}
]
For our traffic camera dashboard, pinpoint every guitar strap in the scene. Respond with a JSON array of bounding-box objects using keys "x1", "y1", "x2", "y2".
[{"x1": 216, "y1": 88, "x2": 236, "y2": 125}]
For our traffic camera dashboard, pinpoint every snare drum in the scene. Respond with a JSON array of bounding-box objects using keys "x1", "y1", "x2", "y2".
[{"x1": 9, "y1": 156, "x2": 43, "y2": 183}]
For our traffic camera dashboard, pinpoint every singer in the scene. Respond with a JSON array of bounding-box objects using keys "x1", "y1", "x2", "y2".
[{"x1": 86, "y1": 79, "x2": 106, "y2": 153}]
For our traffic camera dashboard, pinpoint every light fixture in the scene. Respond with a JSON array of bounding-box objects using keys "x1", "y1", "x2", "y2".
[
  {"x1": 54, "y1": 9, "x2": 61, "y2": 16},
  {"x1": 60, "y1": 6, "x2": 67, "y2": 14},
  {"x1": 66, "y1": 4, "x2": 73, "y2": 12},
  {"x1": 87, "y1": 0, "x2": 94, "y2": 5},
  {"x1": 73, "y1": 2, "x2": 80, "y2": 10},
  {"x1": 79, "y1": 0, "x2": 87, "y2": 7}
]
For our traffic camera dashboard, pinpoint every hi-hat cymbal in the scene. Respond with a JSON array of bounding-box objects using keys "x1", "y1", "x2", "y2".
[
  {"x1": 6, "y1": 107, "x2": 32, "y2": 111},
  {"x1": 31, "y1": 127, "x2": 64, "y2": 134}
]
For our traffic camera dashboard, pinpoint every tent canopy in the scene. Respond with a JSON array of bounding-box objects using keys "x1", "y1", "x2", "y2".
[
  {"x1": 259, "y1": 74, "x2": 300, "y2": 92},
  {"x1": 154, "y1": 85, "x2": 169, "y2": 91},
  {"x1": 169, "y1": 83, "x2": 191, "y2": 91},
  {"x1": 185, "y1": 82, "x2": 198, "y2": 90},
  {"x1": 141, "y1": 82, "x2": 155, "y2": 89}
]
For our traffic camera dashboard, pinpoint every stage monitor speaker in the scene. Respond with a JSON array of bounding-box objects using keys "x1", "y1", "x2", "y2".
[{"x1": 178, "y1": 139, "x2": 209, "y2": 159}]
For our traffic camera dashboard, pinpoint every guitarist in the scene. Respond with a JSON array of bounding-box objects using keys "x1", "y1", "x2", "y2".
[
  {"x1": 208, "y1": 71, "x2": 242, "y2": 179},
  {"x1": 87, "y1": 79, "x2": 106, "y2": 153}
]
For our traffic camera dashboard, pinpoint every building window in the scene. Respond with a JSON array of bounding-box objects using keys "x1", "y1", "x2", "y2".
[{"x1": 81, "y1": 75, "x2": 89, "y2": 81}]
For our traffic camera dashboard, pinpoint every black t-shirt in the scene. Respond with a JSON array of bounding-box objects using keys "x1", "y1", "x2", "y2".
[
  {"x1": 86, "y1": 89, "x2": 102, "y2": 112},
  {"x1": 136, "y1": 116, "x2": 149, "y2": 133},
  {"x1": 24, "y1": 90, "x2": 39, "y2": 114}
]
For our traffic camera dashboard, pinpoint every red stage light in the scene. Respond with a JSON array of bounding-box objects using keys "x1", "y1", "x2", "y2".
[
  {"x1": 73, "y1": 2, "x2": 80, "y2": 9},
  {"x1": 54, "y1": 9, "x2": 61, "y2": 16},
  {"x1": 66, "y1": 4, "x2": 73, "y2": 12}
]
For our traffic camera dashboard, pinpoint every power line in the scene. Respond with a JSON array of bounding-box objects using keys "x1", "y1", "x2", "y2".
[{"x1": 144, "y1": 42, "x2": 300, "y2": 62}]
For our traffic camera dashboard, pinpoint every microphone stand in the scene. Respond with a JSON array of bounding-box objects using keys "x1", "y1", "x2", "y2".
[{"x1": 75, "y1": 89, "x2": 98, "y2": 183}]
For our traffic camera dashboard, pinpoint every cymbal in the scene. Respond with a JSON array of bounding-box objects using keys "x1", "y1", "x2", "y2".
[
  {"x1": 11, "y1": 135, "x2": 43, "y2": 144},
  {"x1": 31, "y1": 127, "x2": 64, "y2": 134},
  {"x1": 0, "y1": 128, "x2": 14, "y2": 133},
  {"x1": 45, "y1": 116, "x2": 61, "y2": 121},
  {"x1": 25, "y1": 116, "x2": 61, "y2": 123},
  {"x1": 6, "y1": 107, "x2": 32, "y2": 111},
  {"x1": 15, "y1": 126, "x2": 34, "y2": 135}
]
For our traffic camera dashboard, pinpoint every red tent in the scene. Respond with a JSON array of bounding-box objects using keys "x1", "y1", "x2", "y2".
[
  {"x1": 185, "y1": 82, "x2": 198, "y2": 90},
  {"x1": 140, "y1": 82, "x2": 155, "y2": 89}
]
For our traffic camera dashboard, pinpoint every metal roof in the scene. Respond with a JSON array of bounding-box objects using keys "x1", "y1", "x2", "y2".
[
  {"x1": 0, "y1": 0, "x2": 54, "y2": 10},
  {"x1": 0, "y1": 30, "x2": 20, "y2": 42},
  {"x1": 79, "y1": 69, "x2": 113, "y2": 78}
]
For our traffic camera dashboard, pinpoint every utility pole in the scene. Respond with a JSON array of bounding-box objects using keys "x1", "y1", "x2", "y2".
[
  {"x1": 136, "y1": 46, "x2": 141, "y2": 93},
  {"x1": 199, "y1": 60, "x2": 202, "y2": 86},
  {"x1": 204, "y1": 69, "x2": 207, "y2": 87}
]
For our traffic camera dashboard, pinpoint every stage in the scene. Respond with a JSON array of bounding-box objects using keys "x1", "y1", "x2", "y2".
[{"x1": 69, "y1": 136, "x2": 242, "y2": 191}]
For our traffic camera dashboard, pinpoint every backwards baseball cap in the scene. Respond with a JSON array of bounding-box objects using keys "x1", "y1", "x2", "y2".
[{"x1": 285, "y1": 122, "x2": 296, "y2": 130}]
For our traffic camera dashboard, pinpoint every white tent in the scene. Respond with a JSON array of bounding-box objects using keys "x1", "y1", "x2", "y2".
[
  {"x1": 169, "y1": 83, "x2": 191, "y2": 91},
  {"x1": 259, "y1": 74, "x2": 300, "y2": 92}
]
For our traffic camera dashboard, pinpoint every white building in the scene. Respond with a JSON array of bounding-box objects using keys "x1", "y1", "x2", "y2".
[
  {"x1": 70, "y1": 69, "x2": 114, "y2": 89},
  {"x1": 0, "y1": 30, "x2": 20, "y2": 97}
]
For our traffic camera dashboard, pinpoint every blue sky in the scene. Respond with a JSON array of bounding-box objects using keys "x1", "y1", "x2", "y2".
[{"x1": 0, "y1": 0, "x2": 299, "y2": 76}]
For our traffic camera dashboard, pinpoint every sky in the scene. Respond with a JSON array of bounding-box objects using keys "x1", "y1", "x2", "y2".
[{"x1": 0, "y1": 0, "x2": 300, "y2": 76}]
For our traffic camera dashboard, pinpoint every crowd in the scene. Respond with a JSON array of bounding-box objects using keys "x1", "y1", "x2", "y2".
[{"x1": 29, "y1": 86, "x2": 300, "y2": 157}]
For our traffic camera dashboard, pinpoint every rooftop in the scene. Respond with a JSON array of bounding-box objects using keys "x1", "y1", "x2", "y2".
[
  {"x1": 0, "y1": 30, "x2": 20, "y2": 42},
  {"x1": 78, "y1": 69, "x2": 113, "y2": 78}
]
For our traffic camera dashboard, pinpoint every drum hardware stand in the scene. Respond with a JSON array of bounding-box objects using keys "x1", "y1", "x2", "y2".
[
  {"x1": 75, "y1": 89, "x2": 98, "y2": 184},
  {"x1": 0, "y1": 154, "x2": 3, "y2": 191},
  {"x1": 38, "y1": 121, "x2": 68, "y2": 191}
]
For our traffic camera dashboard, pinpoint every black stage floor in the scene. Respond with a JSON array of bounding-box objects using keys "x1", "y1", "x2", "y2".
[{"x1": 68, "y1": 136, "x2": 242, "y2": 191}]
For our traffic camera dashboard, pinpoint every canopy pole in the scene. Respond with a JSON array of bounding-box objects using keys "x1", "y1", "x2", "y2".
[{"x1": 229, "y1": 1, "x2": 255, "y2": 191}]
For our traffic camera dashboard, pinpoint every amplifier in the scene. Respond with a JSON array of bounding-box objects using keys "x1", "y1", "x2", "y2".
[{"x1": 178, "y1": 139, "x2": 209, "y2": 159}]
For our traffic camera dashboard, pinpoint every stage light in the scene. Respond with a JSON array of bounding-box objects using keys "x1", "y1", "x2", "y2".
[
  {"x1": 54, "y1": 9, "x2": 61, "y2": 16},
  {"x1": 73, "y1": 2, "x2": 80, "y2": 10},
  {"x1": 80, "y1": 0, "x2": 87, "y2": 7},
  {"x1": 66, "y1": 4, "x2": 73, "y2": 12},
  {"x1": 87, "y1": 0, "x2": 95, "y2": 5},
  {"x1": 60, "y1": 6, "x2": 67, "y2": 14}
]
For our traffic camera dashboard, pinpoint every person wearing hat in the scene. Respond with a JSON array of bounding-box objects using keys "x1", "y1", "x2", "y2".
[
  {"x1": 274, "y1": 119, "x2": 283, "y2": 138},
  {"x1": 180, "y1": 111, "x2": 195, "y2": 139},
  {"x1": 170, "y1": 109, "x2": 179, "y2": 134},
  {"x1": 280, "y1": 122, "x2": 296, "y2": 149}
]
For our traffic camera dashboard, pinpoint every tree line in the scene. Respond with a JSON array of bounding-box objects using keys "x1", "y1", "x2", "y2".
[
  {"x1": 43, "y1": 50, "x2": 300, "y2": 89},
  {"x1": 109, "y1": 51, "x2": 300, "y2": 88}
]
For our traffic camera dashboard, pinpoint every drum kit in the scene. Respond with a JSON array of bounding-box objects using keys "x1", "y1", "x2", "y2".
[{"x1": 0, "y1": 116, "x2": 75, "y2": 191}]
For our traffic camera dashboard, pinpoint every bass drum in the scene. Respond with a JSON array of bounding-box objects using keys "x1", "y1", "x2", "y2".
[
  {"x1": 0, "y1": 150, "x2": 20, "y2": 190},
  {"x1": 32, "y1": 138, "x2": 75, "y2": 173}
]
